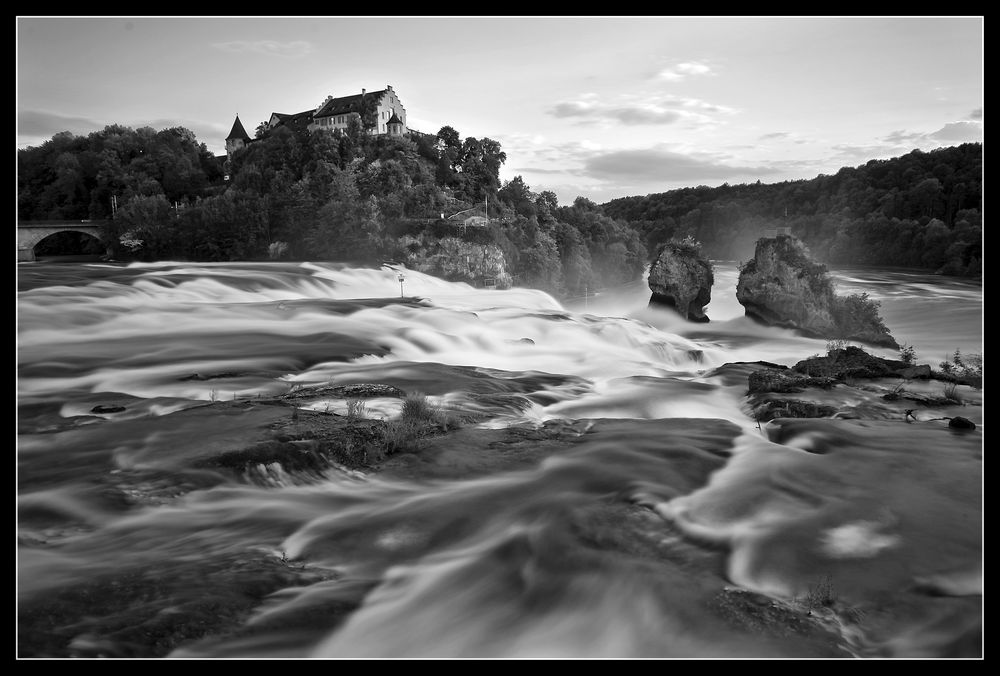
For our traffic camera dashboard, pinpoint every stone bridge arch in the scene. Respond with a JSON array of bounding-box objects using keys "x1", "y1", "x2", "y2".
[{"x1": 17, "y1": 223, "x2": 110, "y2": 261}]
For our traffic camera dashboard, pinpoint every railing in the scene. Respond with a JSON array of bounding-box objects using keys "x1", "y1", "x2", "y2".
[{"x1": 18, "y1": 220, "x2": 110, "y2": 228}]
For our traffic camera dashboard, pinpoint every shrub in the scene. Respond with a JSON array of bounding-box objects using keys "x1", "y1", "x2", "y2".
[
  {"x1": 661, "y1": 234, "x2": 703, "y2": 258},
  {"x1": 831, "y1": 292, "x2": 890, "y2": 337},
  {"x1": 346, "y1": 398, "x2": 368, "y2": 421},
  {"x1": 377, "y1": 418, "x2": 421, "y2": 455},
  {"x1": 942, "y1": 381, "x2": 963, "y2": 404},
  {"x1": 898, "y1": 343, "x2": 917, "y2": 365},
  {"x1": 268, "y1": 241, "x2": 289, "y2": 259},
  {"x1": 400, "y1": 391, "x2": 436, "y2": 422},
  {"x1": 805, "y1": 574, "x2": 836, "y2": 610},
  {"x1": 939, "y1": 349, "x2": 982, "y2": 379},
  {"x1": 826, "y1": 339, "x2": 849, "y2": 355}
]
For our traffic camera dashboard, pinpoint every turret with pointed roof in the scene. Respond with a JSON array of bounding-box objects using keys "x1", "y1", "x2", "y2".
[
  {"x1": 386, "y1": 111, "x2": 404, "y2": 136},
  {"x1": 225, "y1": 115, "x2": 252, "y2": 158}
]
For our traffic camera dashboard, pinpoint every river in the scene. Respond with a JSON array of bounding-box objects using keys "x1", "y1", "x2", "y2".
[{"x1": 16, "y1": 260, "x2": 982, "y2": 658}]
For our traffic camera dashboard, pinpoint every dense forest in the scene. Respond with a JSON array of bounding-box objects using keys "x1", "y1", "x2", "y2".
[
  {"x1": 602, "y1": 143, "x2": 982, "y2": 277},
  {"x1": 17, "y1": 120, "x2": 647, "y2": 298},
  {"x1": 18, "y1": 122, "x2": 982, "y2": 291}
]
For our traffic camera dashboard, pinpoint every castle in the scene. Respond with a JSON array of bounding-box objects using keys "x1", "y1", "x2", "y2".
[{"x1": 225, "y1": 84, "x2": 408, "y2": 160}]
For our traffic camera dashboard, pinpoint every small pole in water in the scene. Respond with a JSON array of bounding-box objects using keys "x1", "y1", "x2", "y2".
[
  {"x1": 397, "y1": 272, "x2": 405, "y2": 298},
  {"x1": 584, "y1": 285, "x2": 588, "y2": 310}
]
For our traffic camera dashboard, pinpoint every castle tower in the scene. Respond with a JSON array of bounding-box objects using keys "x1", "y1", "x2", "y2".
[
  {"x1": 225, "y1": 115, "x2": 252, "y2": 158},
  {"x1": 386, "y1": 110, "x2": 405, "y2": 137}
]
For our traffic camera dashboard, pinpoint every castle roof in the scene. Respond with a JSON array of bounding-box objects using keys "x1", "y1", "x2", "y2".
[
  {"x1": 387, "y1": 112, "x2": 403, "y2": 125},
  {"x1": 314, "y1": 89, "x2": 388, "y2": 118},
  {"x1": 270, "y1": 110, "x2": 315, "y2": 132},
  {"x1": 226, "y1": 115, "x2": 251, "y2": 142}
]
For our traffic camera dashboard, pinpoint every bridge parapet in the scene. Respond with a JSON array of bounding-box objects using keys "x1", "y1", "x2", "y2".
[{"x1": 17, "y1": 223, "x2": 109, "y2": 261}]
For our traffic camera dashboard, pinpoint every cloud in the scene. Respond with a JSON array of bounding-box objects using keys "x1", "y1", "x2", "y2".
[
  {"x1": 832, "y1": 143, "x2": 903, "y2": 160},
  {"x1": 18, "y1": 110, "x2": 102, "y2": 137},
  {"x1": 759, "y1": 131, "x2": 791, "y2": 140},
  {"x1": 882, "y1": 120, "x2": 982, "y2": 146},
  {"x1": 549, "y1": 93, "x2": 733, "y2": 127},
  {"x1": 551, "y1": 100, "x2": 683, "y2": 125},
  {"x1": 929, "y1": 121, "x2": 982, "y2": 142},
  {"x1": 968, "y1": 107, "x2": 983, "y2": 120},
  {"x1": 581, "y1": 148, "x2": 780, "y2": 182},
  {"x1": 657, "y1": 61, "x2": 713, "y2": 81},
  {"x1": 17, "y1": 109, "x2": 230, "y2": 155},
  {"x1": 511, "y1": 166, "x2": 570, "y2": 175},
  {"x1": 212, "y1": 40, "x2": 313, "y2": 58},
  {"x1": 882, "y1": 129, "x2": 924, "y2": 144}
]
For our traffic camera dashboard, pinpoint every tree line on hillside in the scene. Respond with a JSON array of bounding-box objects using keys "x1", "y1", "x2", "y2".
[
  {"x1": 17, "y1": 121, "x2": 647, "y2": 298},
  {"x1": 602, "y1": 143, "x2": 982, "y2": 277}
]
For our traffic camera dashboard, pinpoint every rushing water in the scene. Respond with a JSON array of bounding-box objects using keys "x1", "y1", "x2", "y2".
[{"x1": 16, "y1": 261, "x2": 982, "y2": 658}]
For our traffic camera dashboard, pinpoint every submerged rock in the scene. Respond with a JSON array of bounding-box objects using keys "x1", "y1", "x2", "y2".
[
  {"x1": 896, "y1": 365, "x2": 932, "y2": 379},
  {"x1": 736, "y1": 235, "x2": 898, "y2": 349},
  {"x1": 751, "y1": 399, "x2": 838, "y2": 423},
  {"x1": 747, "y1": 368, "x2": 838, "y2": 394},
  {"x1": 948, "y1": 416, "x2": 977, "y2": 430},
  {"x1": 90, "y1": 405, "x2": 127, "y2": 414},
  {"x1": 648, "y1": 238, "x2": 714, "y2": 322}
]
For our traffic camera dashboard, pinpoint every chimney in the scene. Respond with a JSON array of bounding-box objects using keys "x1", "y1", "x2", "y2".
[{"x1": 362, "y1": 88, "x2": 366, "y2": 96}]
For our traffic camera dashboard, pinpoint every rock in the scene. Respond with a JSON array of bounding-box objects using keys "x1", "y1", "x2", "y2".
[
  {"x1": 736, "y1": 235, "x2": 898, "y2": 348},
  {"x1": 179, "y1": 372, "x2": 242, "y2": 382},
  {"x1": 896, "y1": 364, "x2": 932, "y2": 379},
  {"x1": 888, "y1": 392, "x2": 954, "y2": 407},
  {"x1": 751, "y1": 399, "x2": 838, "y2": 422},
  {"x1": 283, "y1": 382, "x2": 406, "y2": 401},
  {"x1": 647, "y1": 238, "x2": 714, "y2": 322},
  {"x1": 792, "y1": 346, "x2": 908, "y2": 380},
  {"x1": 90, "y1": 405, "x2": 127, "y2": 414},
  {"x1": 747, "y1": 369, "x2": 838, "y2": 394},
  {"x1": 332, "y1": 383, "x2": 406, "y2": 399},
  {"x1": 948, "y1": 416, "x2": 977, "y2": 430},
  {"x1": 402, "y1": 236, "x2": 513, "y2": 289}
]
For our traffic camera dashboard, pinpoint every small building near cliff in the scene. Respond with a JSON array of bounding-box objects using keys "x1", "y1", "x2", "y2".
[{"x1": 763, "y1": 226, "x2": 793, "y2": 238}]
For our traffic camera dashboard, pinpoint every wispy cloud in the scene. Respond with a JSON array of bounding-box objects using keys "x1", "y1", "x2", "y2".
[
  {"x1": 17, "y1": 109, "x2": 229, "y2": 154},
  {"x1": 512, "y1": 166, "x2": 569, "y2": 175},
  {"x1": 548, "y1": 93, "x2": 734, "y2": 127},
  {"x1": 759, "y1": 131, "x2": 791, "y2": 140},
  {"x1": 657, "y1": 61, "x2": 713, "y2": 82},
  {"x1": 581, "y1": 147, "x2": 779, "y2": 182},
  {"x1": 968, "y1": 107, "x2": 983, "y2": 120},
  {"x1": 882, "y1": 130, "x2": 924, "y2": 144},
  {"x1": 929, "y1": 121, "x2": 982, "y2": 141},
  {"x1": 881, "y1": 120, "x2": 982, "y2": 146},
  {"x1": 18, "y1": 110, "x2": 102, "y2": 137},
  {"x1": 832, "y1": 143, "x2": 904, "y2": 160},
  {"x1": 212, "y1": 40, "x2": 313, "y2": 58}
]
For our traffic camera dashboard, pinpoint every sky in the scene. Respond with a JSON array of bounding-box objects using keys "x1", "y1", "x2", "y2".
[{"x1": 17, "y1": 16, "x2": 983, "y2": 206}]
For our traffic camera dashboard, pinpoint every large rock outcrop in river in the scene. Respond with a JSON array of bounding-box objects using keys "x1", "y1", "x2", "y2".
[
  {"x1": 647, "y1": 238, "x2": 714, "y2": 322},
  {"x1": 401, "y1": 236, "x2": 512, "y2": 289},
  {"x1": 736, "y1": 235, "x2": 898, "y2": 349}
]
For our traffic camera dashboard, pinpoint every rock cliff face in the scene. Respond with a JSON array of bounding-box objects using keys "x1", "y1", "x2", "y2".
[
  {"x1": 736, "y1": 235, "x2": 898, "y2": 349},
  {"x1": 647, "y1": 240, "x2": 714, "y2": 322},
  {"x1": 401, "y1": 236, "x2": 512, "y2": 289}
]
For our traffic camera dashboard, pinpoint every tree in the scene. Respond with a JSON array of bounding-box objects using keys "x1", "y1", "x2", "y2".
[{"x1": 499, "y1": 175, "x2": 536, "y2": 217}]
